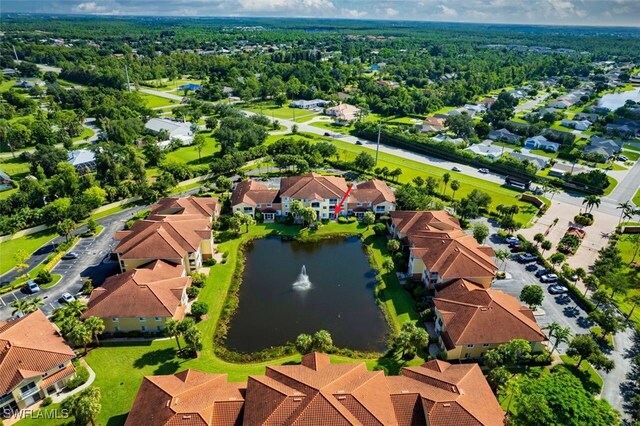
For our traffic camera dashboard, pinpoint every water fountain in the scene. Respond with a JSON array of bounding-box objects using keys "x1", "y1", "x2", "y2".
[{"x1": 292, "y1": 265, "x2": 312, "y2": 290}]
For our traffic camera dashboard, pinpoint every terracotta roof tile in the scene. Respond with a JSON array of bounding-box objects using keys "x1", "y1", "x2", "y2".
[
  {"x1": 433, "y1": 280, "x2": 547, "y2": 346},
  {"x1": 40, "y1": 363, "x2": 76, "y2": 390},
  {"x1": 0, "y1": 311, "x2": 75, "y2": 395},
  {"x1": 230, "y1": 180, "x2": 279, "y2": 207},
  {"x1": 279, "y1": 173, "x2": 348, "y2": 200},
  {"x1": 151, "y1": 196, "x2": 220, "y2": 219}
]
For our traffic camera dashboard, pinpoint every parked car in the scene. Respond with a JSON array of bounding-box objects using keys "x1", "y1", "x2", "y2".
[
  {"x1": 59, "y1": 292, "x2": 76, "y2": 304},
  {"x1": 525, "y1": 264, "x2": 538, "y2": 271},
  {"x1": 518, "y1": 253, "x2": 537, "y2": 263},
  {"x1": 355, "y1": 140, "x2": 363, "y2": 145},
  {"x1": 452, "y1": 166, "x2": 461, "y2": 172},
  {"x1": 505, "y1": 236, "x2": 519, "y2": 245},
  {"x1": 509, "y1": 243, "x2": 522, "y2": 252},
  {"x1": 535, "y1": 268, "x2": 552, "y2": 278},
  {"x1": 478, "y1": 168, "x2": 489, "y2": 174},
  {"x1": 62, "y1": 252, "x2": 79, "y2": 260},
  {"x1": 540, "y1": 274, "x2": 559, "y2": 283},
  {"x1": 618, "y1": 155, "x2": 628, "y2": 162},
  {"x1": 24, "y1": 280, "x2": 40, "y2": 294},
  {"x1": 549, "y1": 285, "x2": 568, "y2": 294},
  {"x1": 323, "y1": 132, "x2": 331, "y2": 137}
]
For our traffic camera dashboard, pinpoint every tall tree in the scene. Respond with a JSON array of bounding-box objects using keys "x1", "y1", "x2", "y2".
[
  {"x1": 84, "y1": 316, "x2": 105, "y2": 346},
  {"x1": 543, "y1": 322, "x2": 572, "y2": 360},
  {"x1": 62, "y1": 387, "x2": 101, "y2": 426}
]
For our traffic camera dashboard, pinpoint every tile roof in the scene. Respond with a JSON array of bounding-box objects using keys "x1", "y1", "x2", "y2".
[
  {"x1": 151, "y1": 196, "x2": 220, "y2": 219},
  {"x1": 127, "y1": 353, "x2": 504, "y2": 426},
  {"x1": 115, "y1": 217, "x2": 211, "y2": 260},
  {"x1": 40, "y1": 363, "x2": 76, "y2": 390},
  {"x1": 350, "y1": 180, "x2": 396, "y2": 205},
  {"x1": 0, "y1": 311, "x2": 75, "y2": 395},
  {"x1": 279, "y1": 173, "x2": 348, "y2": 200},
  {"x1": 82, "y1": 260, "x2": 189, "y2": 319},
  {"x1": 230, "y1": 180, "x2": 279, "y2": 206},
  {"x1": 390, "y1": 211, "x2": 460, "y2": 236},
  {"x1": 433, "y1": 279, "x2": 547, "y2": 347}
]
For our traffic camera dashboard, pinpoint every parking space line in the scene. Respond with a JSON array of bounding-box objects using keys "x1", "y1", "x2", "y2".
[{"x1": 0, "y1": 297, "x2": 5, "y2": 307}]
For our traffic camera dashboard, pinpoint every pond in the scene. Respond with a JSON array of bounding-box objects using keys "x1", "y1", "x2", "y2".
[
  {"x1": 597, "y1": 88, "x2": 640, "y2": 110},
  {"x1": 224, "y1": 236, "x2": 389, "y2": 353}
]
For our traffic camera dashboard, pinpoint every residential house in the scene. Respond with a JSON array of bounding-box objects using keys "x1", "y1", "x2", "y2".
[
  {"x1": 0, "y1": 311, "x2": 76, "y2": 414},
  {"x1": 67, "y1": 148, "x2": 96, "y2": 173},
  {"x1": 376, "y1": 80, "x2": 400, "y2": 89},
  {"x1": 114, "y1": 215, "x2": 213, "y2": 274},
  {"x1": 144, "y1": 118, "x2": 194, "y2": 146},
  {"x1": 583, "y1": 136, "x2": 623, "y2": 161},
  {"x1": 81, "y1": 260, "x2": 190, "y2": 333},
  {"x1": 481, "y1": 97, "x2": 496, "y2": 109},
  {"x1": 465, "y1": 144, "x2": 503, "y2": 159},
  {"x1": 606, "y1": 120, "x2": 640, "y2": 139},
  {"x1": 548, "y1": 162, "x2": 588, "y2": 178},
  {"x1": 488, "y1": 128, "x2": 520, "y2": 144},
  {"x1": 2, "y1": 68, "x2": 16, "y2": 76},
  {"x1": 432, "y1": 279, "x2": 547, "y2": 360},
  {"x1": 125, "y1": 352, "x2": 505, "y2": 426},
  {"x1": 231, "y1": 173, "x2": 395, "y2": 221},
  {"x1": 324, "y1": 103, "x2": 361, "y2": 124},
  {"x1": 150, "y1": 196, "x2": 220, "y2": 222},
  {"x1": 432, "y1": 134, "x2": 464, "y2": 144},
  {"x1": 417, "y1": 116, "x2": 446, "y2": 133},
  {"x1": 561, "y1": 119, "x2": 591, "y2": 131},
  {"x1": 548, "y1": 99, "x2": 572, "y2": 109},
  {"x1": 574, "y1": 112, "x2": 599, "y2": 123},
  {"x1": 177, "y1": 83, "x2": 202, "y2": 92},
  {"x1": 509, "y1": 152, "x2": 549, "y2": 170},
  {"x1": 389, "y1": 211, "x2": 497, "y2": 289},
  {"x1": 289, "y1": 99, "x2": 329, "y2": 109},
  {"x1": 524, "y1": 135, "x2": 560, "y2": 152}
]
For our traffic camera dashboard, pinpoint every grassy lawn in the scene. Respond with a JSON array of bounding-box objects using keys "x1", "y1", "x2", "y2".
[
  {"x1": 296, "y1": 133, "x2": 539, "y2": 225},
  {"x1": 165, "y1": 132, "x2": 220, "y2": 165},
  {"x1": 0, "y1": 187, "x2": 18, "y2": 200},
  {"x1": 622, "y1": 149, "x2": 640, "y2": 162},
  {"x1": 0, "y1": 156, "x2": 31, "y2": 179},
  {"x1": 244, "y1": 102, "x2": 319, "y2": 123},
  {"x1": 526, "y1": 148, "x2": 558, "y2": 159},
  {"x1": 0, "y1": 229, "x2": 58, "y2": 275},
  {"x1": 603, "y1": 176, "x2": 618, "y2": 197},
  {"x1": 559, "y1": 355, "x2": 603, "y2": 394},
  {"x1": 623, "y1": 143, "x2": 640, "y2": 153},
  {"x1": 73, "y1": 126, "x2": 95, "y2": 141},
  {"x1": 139, "y1": 92, "x2": 179, "y2": 109},
  {"x1": 140, "y1": 78, "x2": 202, "y2": 92},
  {"x1": 16, "y1": 221, "x2": 424, "y2": 425},
  {"x1": 634, "y1": 187, "x2": 640, "y2": 206}
]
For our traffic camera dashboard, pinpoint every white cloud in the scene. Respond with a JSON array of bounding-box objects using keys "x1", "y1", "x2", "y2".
[
  {"x1": 72, "y1": 2, "x2": 108, "y2": 13},
  {"x1": 439, "y1": 5, "x2": 458, "y2": 17},
  {"x1": 343, "y1": 8, "x2": 367, "y2": 17},
  {"x1": 237, "y1": 0, "x2": 334, "y2": 12},
  {"x1": 385, "y1": 7, "x2": 399, "y2": 17}
]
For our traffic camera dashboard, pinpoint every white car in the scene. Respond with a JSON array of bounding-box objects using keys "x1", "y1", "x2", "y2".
[
  {"x1": 59, "y1": 292, "x2": 76, "y2": 304},
  {"x1": 478, "y1": 168, "x2": 489, "y2": 174},
  {"x1": 518, "y1": 253, "x2": 537, "y2": 263},
  {"x1": 540, "y1": 274, "x2": 559, "y2": 283},
  {"x1": 452, "y1": 166, "x2": 461, "y2": 172}
]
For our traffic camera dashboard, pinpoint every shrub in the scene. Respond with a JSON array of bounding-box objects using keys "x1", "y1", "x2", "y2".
[
  {"x1": 41, "y1": 397, "x2": 53, "y2": 406},
  {"x1": 574, "y1": 213, "x2": 594, "y2": 226},
  {"x1": 36, "y1": 270, "x2": 52, "y2": 284},
  {"x1": 186, "y1": 286, "x2": 200, "y2": 298},
  {"x1": 436, "y1": 351, "x2": 448, "y2": 361},
  {"x1": 337, "y1": 216, "x2": 348, "y2": 223},
  {"x1": 190, "y1": 272, "x2": 207, "y2": 288},
  {"x1": 66, "y1": 365, "x2": 89, "y2": 390},
  {"x1": 191, "y1": 301, "x2": 209, "y2": 319},
  {"x1": 347, "y1": 216, "x2": 357, "y2": 223},
  {"x1": 81, "y1": 278, "x2": 93, "y2": 295},
  {"x1": 373, "y1": 223, "x2": 387, "y2": 235},
  {"x1": 203, "y1": 258, "x2": 217, "y2": 266},
  {"x1": 421, "y1": 308, "x2": 435, "y2": 321}
]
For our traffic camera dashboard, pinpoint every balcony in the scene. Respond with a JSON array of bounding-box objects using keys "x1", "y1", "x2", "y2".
[
  {"x1": 19, "y1": 386, "x2": 39, "y2": 400},
  {"x1": 0, "y1": 393, "x2": 13, "y2": 405}
]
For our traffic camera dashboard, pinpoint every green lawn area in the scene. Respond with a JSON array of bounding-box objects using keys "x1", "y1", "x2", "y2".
[
  {"x1": 559, "y1": 355, "x2": 603, "y2": 394},
  {"x1": 0, "y1": 229, "x2": 58, "y2": 275},
  {"x1": 0, "y1": 156, "x2": 31, "y2": 179},
  {"x1": 139, "y1": 92, "x2": 179, "y2": 109},
  {"x1": 603, "y1": 176, "x2": 618, "y2": 197},
  {"x1": 622, "y1": 149, "x2": 640, "y2": 162},
  {"x1": 141, "y1": 78, "x2": 202, "y2": 92},
  {"x1": 295, "y1": 133, "x2": 539, "y2": 225},
  {"x1": 16, "y1": 221, "x2": 423, "y2": 426},
  {"x1": 244, "y1": 102, "x2": 319, "y2": 123},
  {"x1": 0, "y1": 187, "x2": 18, "y2": 200},
  {"x1": 73, "y1": 126, "x2": 95, "y2": 141},
  {"x1": 165, "y1": 132, "x2": 220, "y2": 165},
  {"x1": 0, "y1": 79, "x2": 15, "y2": 93},
  {"x1": 527, "y1": 148, "x2": 558, "y2": 159},
  {"x1": 623, "y1": 143, "x2": 640, "y2": 153},
  {"x1": 633, "y1": 187, "x2": 640, "y2": 206}
]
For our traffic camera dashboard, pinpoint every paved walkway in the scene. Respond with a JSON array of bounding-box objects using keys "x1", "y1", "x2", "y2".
[{"x1": 50, "y1": 358, "x2": 96, "y2": 403}]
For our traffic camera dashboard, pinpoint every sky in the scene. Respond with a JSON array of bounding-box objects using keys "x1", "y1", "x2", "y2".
[{"x1": 3, "y1": 0, "x2": 640, "y2": 27}]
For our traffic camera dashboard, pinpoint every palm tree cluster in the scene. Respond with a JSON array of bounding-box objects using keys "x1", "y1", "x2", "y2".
[
  {"x1": 10, "y1": 296, "x2": 44, "y2": 316},
  {"x1": 165, "y1": 317, "x2": 202, "y2": 356},
  {"x1": 53, "y1": 301, "x2": 105, "y2": 355},
  {"x1": 617, "y1": 200, "x2": 640, "y2": 226}
]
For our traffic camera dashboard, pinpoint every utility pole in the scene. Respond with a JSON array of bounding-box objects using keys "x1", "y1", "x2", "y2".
[
  {"x1": 375, "y1": 122, "x2": 381, "y2": 165},
  {"x1": 124, "y1": 64, "x2": 131, "y2": 93}
]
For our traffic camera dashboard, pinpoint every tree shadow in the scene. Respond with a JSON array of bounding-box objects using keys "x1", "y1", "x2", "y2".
[
  {"x1": 133, "y1": 348, "x2": 178, "y2": 370},
  {"x1": 553, "y1": 364, "x2": 601, "y2": 395},
  {"x1": 106, "y1": 414, "x2": 128, "y2": 426},
  {"x1": 375, "y1": 353, "x2": 410, "y2": 376},
  {"x1": 563, "y1": 306, "x2": 580, "y2": 318},
  {"x1": 155, "y1": 360, "x2": 182, "y2": 375}
]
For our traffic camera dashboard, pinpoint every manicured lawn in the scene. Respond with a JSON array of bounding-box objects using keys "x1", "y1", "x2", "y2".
[
  {"x1": 299, "y1": 134, "x2": 539, "y2": 225},
  {"x1": 165, "y1": 132, "x2": 220, "y2": 165},
  {"x1": 0, "y1": 156, "x2": 31, "y2": 179},
  {"x1": 622, "y1": 149, "x2": 640, "y2": 162},
  {"x1": 0, "y1": 229, "x2": 58, "y2": 274},
  {"x1": 139, "y1": 92, "x2": 179, "y2": 108},
  {"x1": 141, "y1": 78, "x2": 202, "y2": 92},
  {"x1": 623, "y1": 143, "x2": 640, "y2": 153},
  {"x1": 0, "y1": 187, "x2": 18, "y2": 200},
  {"x1": 559, "y1": 355, "x2": 603, "y2": 394},
  {"x1": 603, "y1": 176, "x2": 618, "y2": 197},
  {"x1": 72, "y1": 126, "x2": 95, "y2": 141},
  {"x1": 17, "y1": 221, "x2": 423, "y2": 425},
  {"x1": 634, "y1": 187, "x2": 640, "y2": 206},
  {"x1": 244, "y1": 102, "x2": 319, "y2": 123}
]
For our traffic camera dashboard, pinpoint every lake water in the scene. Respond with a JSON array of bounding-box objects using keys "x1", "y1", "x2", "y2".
[
  {"x1": 224, "y1": 236, "x2": 389, "y2": 353},
  {"x1": 597, "y1": 88, "x2": 640, "y2": 110}
]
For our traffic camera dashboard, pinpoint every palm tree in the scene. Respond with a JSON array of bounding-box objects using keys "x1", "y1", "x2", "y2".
[
  {"x1": 617, "y1": 201, "x2": 633, "y2": 226},
  {"x1": 442, "y1": 172, "x2": 450, "y2": 196},
  {"x1": 67, "y1": 323, "x2": 92, "y2": 355},
  {"x1": 450, "y1": 180, "x2": 460, "y2": 201},
  {"x1": 84, "y1": 316, "x2": 105, "y2": 346},
  {"x1": 533, "y1": 233, "x2": 545, "y2": 247},
  {"x1": 547, "y1": 186, "x2": 561, "y2": 200},
  {"x1": 543, "y1": 322, "x2": 572, "y2": 361},
  {"x1": 494, "y1": 249, "x2": 510, "y2": 272},
  {"x1": 583, "y1": 274, "x2": 599, "y2": 297},
  {"x1": 582, "y1": 195, "x2": 601, "y2": 214},
  {"x1": 165, "y1": 319, "x2": 182, "y2": 352},
  {"x1": 10, "y1": 299, "x2": 31, "y2": 316},
  {"x1": 26, "y1": 296, "x2": 44, "y2": 312}
]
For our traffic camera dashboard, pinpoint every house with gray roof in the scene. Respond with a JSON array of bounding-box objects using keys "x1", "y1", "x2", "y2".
[
  {"x1": 465, "y1": 144, "x2": 503, "y2": 160},
  {"x1": 145, "y1": 118, "x2": 194, "y2": 146},
  {"x1": 488, "y1": 128, "x2": 520, "y2": 144},
  {"x1": 67, "y1": 149, "x2": 96, "y2": 173},
  {"x1": 524, "y1": 135, "x2": 560, "y2": 152},
  {"x1": 583, "y1": 136, "x2": 623, "y2": 162},
  {"x1": 509, "y1": 152, "x2": 549, "y2": 170}
]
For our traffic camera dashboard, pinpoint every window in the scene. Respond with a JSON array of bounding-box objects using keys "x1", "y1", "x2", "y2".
[
  {"x1": 155, "y1": 317, "x2": 162, "y2": 321},
  {"x1": 465, "y1": 353, "x2": 471, "y2": 359},
  {"x1": 139, "y1": 317, "x2": 146, "y2": 322},
  {"x1": 157, "y1": 326, "x2": 164, "y2": 331},
  {"x1": 112, "y1": 317, "x2": 119, "y2": 322},
  {"x1": 141, "y1": 326, "x2": 147, "y2": 332},
  {"x1": 256, "y1": 203, "x2": 261, "y2": 208},
  {"x1": 482, "y1": 343, "x2": 490, "y2": 348},
  {"x1": 285, "y1": 204, "x2": 289, "y2": 208},
  {"x1": 356, "y1": 202, "x2": 362, "y2": 207},
  {"x1": 466, "y1": 344, "x2": 474, "y2": 348},
  {"x1": 20, "y1": 382, "x2": 36, "y2": 394},
  {"x1": 311, "y1": 202, "x2": 320, "y2": 208}
]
